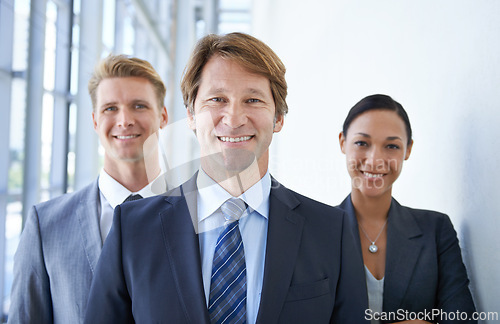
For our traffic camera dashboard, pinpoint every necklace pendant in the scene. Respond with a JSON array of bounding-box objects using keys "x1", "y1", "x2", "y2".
[{"x1": 369, "y1": 243, "x2": 378, "y2": 253}]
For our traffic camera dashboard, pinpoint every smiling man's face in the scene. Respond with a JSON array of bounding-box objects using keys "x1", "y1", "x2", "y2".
[
  {"x1": 92, "y1": 76, "x2": 168, "y2": 170},
  {"x1": 188, "y1": 55, "x2": 283, "y2": 178}
]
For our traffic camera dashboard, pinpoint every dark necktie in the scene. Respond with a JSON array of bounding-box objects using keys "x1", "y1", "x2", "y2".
[
  {"x1": 208, "y1": 198, "x2": 247, "y2": 324},
  {"x1": 123, "y1": 194, "x2": 143, "y2": 203}
]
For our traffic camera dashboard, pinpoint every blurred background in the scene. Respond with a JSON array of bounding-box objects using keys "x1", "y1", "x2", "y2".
[{"x1": 0, "y1": 0, "x2": 499, "y2": 322}]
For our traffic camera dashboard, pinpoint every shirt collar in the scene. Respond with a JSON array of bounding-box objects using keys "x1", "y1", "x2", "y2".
[
  {"x1": 196, "y1": 168, "x2": 271, "y2": 225},
  {"x1": 98, "y1": 169, "x2": 167, "y2": 208}
]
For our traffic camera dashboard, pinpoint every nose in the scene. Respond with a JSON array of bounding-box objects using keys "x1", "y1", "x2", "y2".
[
  {"x1": 364, "y1": 146, "x2": 385, "y2": 169},
  {"x1": 117, "y1": 108, "x2": 135, "y2": 127},
  {"x1": 222, "y1": 101, "x2": 247, "y2": 129}
]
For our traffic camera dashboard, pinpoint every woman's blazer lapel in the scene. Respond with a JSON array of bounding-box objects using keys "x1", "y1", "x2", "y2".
[
  {"x1": 383, "y1": 199, "x2": 424, "y2": 312},
  {"x1": 337, "y1": 195, "x2": 369, "y2": 303},
  {"x1": 338, "y1": 195, "x2": 364, "y2": 260},
  {"x1": 338, "y1": 195, "x2": 426, "y2": 313}
]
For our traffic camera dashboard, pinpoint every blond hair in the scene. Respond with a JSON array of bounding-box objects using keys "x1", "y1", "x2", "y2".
[{"x1": 88, "y1": 54, "x2": 166, "y2": 110}]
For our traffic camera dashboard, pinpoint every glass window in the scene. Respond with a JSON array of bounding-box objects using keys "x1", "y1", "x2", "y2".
[
  {"x1": 3, "y1": 0, "x2": 31, "y2": 315},
  {"x1": 218, "y1": 0, "x2": 252, "y2": 34},
  {"x1": 1, "y1": 0, "x2": 253, "y2": 319}
]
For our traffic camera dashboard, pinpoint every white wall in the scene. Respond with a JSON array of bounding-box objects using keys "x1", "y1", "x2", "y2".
[{"x1": 253, "y1": 0, "x2": 500, "y2": 321}]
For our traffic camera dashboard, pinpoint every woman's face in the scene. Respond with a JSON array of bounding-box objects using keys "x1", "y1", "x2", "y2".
[{"x1": 339, "y1": 109, "x2": 413, "y2": 199}]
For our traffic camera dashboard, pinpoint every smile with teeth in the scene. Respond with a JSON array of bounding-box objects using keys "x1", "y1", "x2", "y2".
[
  {"x1": 362, "y1": 171, "x2": 385, "y2": 178},
  {"x1": 115, "y1": 135, "x2": 139, "y2": 139},
  {"x1": 218, "y1": 136, "x2": 253, "y2": 143}
]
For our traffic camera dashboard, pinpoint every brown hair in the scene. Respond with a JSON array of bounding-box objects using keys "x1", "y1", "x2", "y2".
[
  {"x1": 180, "y1": 32, "x2": 288, "y2": 118},
  {"x1": 88, "y1": 54, "x2": 166, "y2": 111}
]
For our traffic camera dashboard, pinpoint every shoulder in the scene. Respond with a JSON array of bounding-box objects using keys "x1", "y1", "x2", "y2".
[
  {"x1": 18, "y1": 181, "x2": 99, "y2": 249},
  {"x1": 398, "y1": 203, "x2": 451, "y2": 223},
  {"x1": 116, "y1": 185, "x2": 187, "y2": 225},
  {"x1": 33, "y1": 180, "x2": 98, "y2": 214},
  {"x1": 292, "y1": 188, "x2": 340, "y2": 212},
  {"x1": 271, "y1": 178, "x2": 344, "y2": 218},
  {"x1": 114, "y1": 175, "x2": 197, "y2": 228},
  {"x1": 392, "y1": 200, "x2": 456, "y2": 234},
  {"x1": 119, "y1": 193, "x2": 175, "y2": 214},
  {"x1": 112, "y1": 187, "x2": 193, "y2": 243},
  {"x1": 270, "y1": 180, "x2": 346, "y2": 256}
]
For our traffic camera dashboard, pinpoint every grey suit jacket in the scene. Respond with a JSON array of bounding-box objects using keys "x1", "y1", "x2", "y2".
[
  {"x1": 8, "y1": 180, "x2": 102, "y2": 324},
  {"x1": 339, "y1": 195, "x2": 477, "y2": 324}
]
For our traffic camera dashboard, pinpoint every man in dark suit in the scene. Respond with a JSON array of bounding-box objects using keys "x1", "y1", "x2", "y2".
[
  {"x1": 8, "y1": 55, "x2": 169, "y2": 324},
  {"x1": 84, "y1": 33, "x2": 367, "y2": 323}
]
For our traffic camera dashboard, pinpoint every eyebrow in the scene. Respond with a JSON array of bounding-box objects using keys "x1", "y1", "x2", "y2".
[
  {"x1": 247, "y1": 88, "x2": 268, "y2": 97},
  {"x1": 131, "y1": 99, "x2": 151, "y2": 105},
  {"x1": 99, "y1": 99, "x2": 151, "y2": 108},
  {"x1": 207, "y1": 88, "x2": 226, "y2": 94},
  {"x1": 355, "y1": 133, "x2": 403, "y2": 141},
  {"x1": 206, "y1": 87, "x2": 268, "y2": 97},
  {"x1": 99, "y1": 101, "x2": 117, "y2": 109}
]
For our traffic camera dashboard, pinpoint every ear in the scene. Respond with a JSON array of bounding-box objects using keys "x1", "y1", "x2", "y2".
[
  {"x1": 339, "y1": 132, "x2": 346, "y2": 154},
  {"x1": 273, "y1": 114, "x2": 284, "y2": 133},
  {"x1": 187, "y1": 107, "x2": 196, "y2": 131},
  {"x1": 159, "y1": 106, "x2": 168, "y2": 129},
  {"x1": 92, "y1": 111, "x2": 98, "y2": 131},
  {"x1": 404, "y1": 139, "x2": 414, "y2": 160}
]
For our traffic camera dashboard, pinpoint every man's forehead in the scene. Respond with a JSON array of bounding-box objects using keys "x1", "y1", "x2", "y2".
[
  {"x1": 96, "y1": 80, "x2": 158, "y2": 109},
  {"x1": 202, "y1": 56, "x2": 265, "y2": 79},
  {"x1": 203, "y1": 86, "x2": 269, "y2": 96},
  {"x1": 97, "y1": 77, "x2": 155, "y2": 96}
]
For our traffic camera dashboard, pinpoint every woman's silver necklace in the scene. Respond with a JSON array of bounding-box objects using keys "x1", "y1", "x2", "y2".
[{"x1": 358, "y1": 218, "x2": 388, "y2": 253}]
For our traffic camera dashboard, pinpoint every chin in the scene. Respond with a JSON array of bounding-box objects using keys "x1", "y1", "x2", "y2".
[
  {"x1": 221, "y1": 159, "x2": 255, "y2": 174},
  {"x1": 359, "y1": 186, "x2": 392, "y2": 199},
  {"x1": 116, "y1": 153, "x2": 145, "y2": 162},
  {"x1": 222, "y1": 150, "x2": 256, "y2": 171}
]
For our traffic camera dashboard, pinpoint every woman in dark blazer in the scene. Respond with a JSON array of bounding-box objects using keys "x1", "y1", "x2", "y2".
[{"x1": 338, "y1": 94, "x2": 476, "y2": 324}]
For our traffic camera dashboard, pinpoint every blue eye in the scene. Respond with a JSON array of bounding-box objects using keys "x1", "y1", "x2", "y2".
[
  {"x1": 247, "y1": 98, "x2": 261, "y2": 103},
  {"x1": 135, "y1": 104, "x2": 147, "y2": 109},
  {"x1": 104, "y1": 106, "x2": 117, "y2": 112}
]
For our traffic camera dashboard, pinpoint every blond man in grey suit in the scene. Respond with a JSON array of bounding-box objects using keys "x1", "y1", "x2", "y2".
[{"x1": 8, "y1": 54, "x2": 169, "y2": 323}]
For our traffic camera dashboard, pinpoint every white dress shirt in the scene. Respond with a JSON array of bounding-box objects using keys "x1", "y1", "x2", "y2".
[
  {"x1": 197, "y1": 169, "x2": 270, "y2": 324},
  {"x1": 97, "y1": 169, "x2": 168, "y2": 242}
]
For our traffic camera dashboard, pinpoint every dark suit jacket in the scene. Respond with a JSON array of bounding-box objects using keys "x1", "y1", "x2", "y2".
[
  {"x1": 84, "y1": 175, "x2": 368, "y2": 323},
  {"x1": 338, "y1": 195, "x2": 477, "y2": 324}
]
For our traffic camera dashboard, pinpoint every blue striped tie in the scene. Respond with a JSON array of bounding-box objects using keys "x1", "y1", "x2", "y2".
[{"x1": 208, "y1": 198, "x2": 247, "y2": 324}]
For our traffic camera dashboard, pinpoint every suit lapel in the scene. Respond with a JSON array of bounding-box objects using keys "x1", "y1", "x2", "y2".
[
  {"x1": 383, "y1": 199, "x2": 423, "y2": 312},
  {"x1": 338, "y1": 195, "x2": 364, "y2": 260},
  {"x1": 339, "y1": 196, "x2": 424, "y2": 312},
  {"x1": 77, "y1": 180, "x2": 102, "y2": 274},
  {"x1": 338, "y1": 195, "x2": 369, "y2": 299},
  {"x1": 161, "y1": 174, "x2": 210, "y2": 324},
  {"x1": 256, "y1": 178, "x2": 304, "y2": 323}
]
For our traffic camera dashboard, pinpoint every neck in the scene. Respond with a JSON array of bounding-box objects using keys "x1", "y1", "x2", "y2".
[
  {"x1": 103, "y1": 158, "x2": 161, "y2": 193},
  {"x1": 203, "y1": 159, "x2": 267, "y2": 197},
  {"x1": 350, "y1": 189, "x2": 392, "y2": 222}
]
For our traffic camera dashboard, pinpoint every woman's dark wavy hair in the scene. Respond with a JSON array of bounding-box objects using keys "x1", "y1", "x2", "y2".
[{"x1": 342, "y1": 94, "x2": 412, "y2": 145}]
